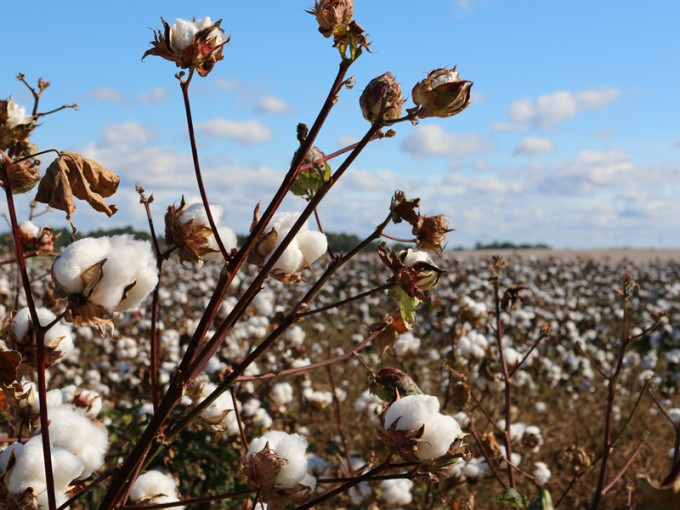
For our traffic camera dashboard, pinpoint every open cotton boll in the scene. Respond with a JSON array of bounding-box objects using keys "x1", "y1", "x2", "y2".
[
  {"x1": 129, "y1": 470, "x2": 183, "y2": 508},
  {"x1": 381, "y1": 478, "x2": 414, "y2": 507},
  {"x1": 297, "y1": 230, "x2": 327, "y2": 265},
  {"x1": 270, "y1": 232, "x2": 305, "y2": 274},
  {"x1": 203, "y1": 226, "x2": 238, "y2": 260},
  {"x1": 43, "y1": 404, "x2": 108, "y2": 478},
  {"x1": 12, "y1": 307, "x2": 72, "y2": 346},
  {"x1": 268, "y1": 212, "x2": 307, "y2": 233},
  {"x1": 179, "y1": 201, "x2": 224, "y2": 228},
  {"x1": 52, "y1": 237, "x2": 112, "y2": 294},
  {"x1": 417, "y1": 413, "x2": 462, "y2": 460},
  {"x1": 90, "y1": 236, "x2": 158, "y2": 312},
  {"x1": 384, "y1": 394, "x2": 440, "y2": 431},
  {"x1": 20, "y1": 220, "x2": 40, "y2": 237},
  {"x1": 8, "y1": 436, "x2": 84, "y2": 504},
  {"x1": 247, "y1": 431, "x2": 309, "y2": 489}
]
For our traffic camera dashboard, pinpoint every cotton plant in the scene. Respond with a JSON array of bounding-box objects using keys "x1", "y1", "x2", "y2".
[
  {"x1": 244, "y1": 430, "x2": 316, "y2": 507},
  {"x1": 51, "y1": 235, "x2": 158, "y2": 331},
  {"x1": 381, "y1": 394, "x2": 469, "y2": 465}
]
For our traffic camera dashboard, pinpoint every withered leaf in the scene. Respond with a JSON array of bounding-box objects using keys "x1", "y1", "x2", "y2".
[
  {"x1": 35, "y1": 151, "x2": 120, "y2": 231},
  {"x1": 0, "y1": 350, "x2": 22, "y2": 386}
]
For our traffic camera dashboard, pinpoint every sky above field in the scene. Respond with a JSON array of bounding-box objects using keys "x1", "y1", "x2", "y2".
[{"x1": 2, "y1": 1, "x2": 679, "y2": 249}]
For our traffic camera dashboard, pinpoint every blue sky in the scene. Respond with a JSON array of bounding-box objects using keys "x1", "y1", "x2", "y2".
[{"x1": 2, "y1": 1, "x2": 679, "y2": 249}]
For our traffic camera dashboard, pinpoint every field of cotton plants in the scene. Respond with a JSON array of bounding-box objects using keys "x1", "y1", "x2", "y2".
[{"x1": 1, "y1": 2, "x2": 680, "y2": 509}]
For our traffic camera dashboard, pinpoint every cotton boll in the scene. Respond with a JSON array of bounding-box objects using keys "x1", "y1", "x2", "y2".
[
  {"x1": 269, "y1": 212, "x2": 306, "y2": 233},
  {"x1": 52, "y1": 237, "x2": 112, "y2": 294},
  {"x1": 129, "y1": 470, "x2": 183, "y2": 508},
  {"x1": 91, "y1": 236, "x2": 158, "y2": 312},
  {"x1": 43, "y1": 404, "x2": 108, "y2": 478},
  {"x1": 384, "y1": 394, "x2": 440, "y2": 432},
  {"x1": 297, "y1": 230, "x2": 327, "y2": 265},
  {"x1": 270, "y1": 233, "x2": 305, "y2": 274},
  {"x1": 349, "y1": 482, "x2": 373, "y2": 504},
  {"x1": 8, "y1": 437, "x2": 84, "y2": 502},
  {"x1": 203, "y1": 226, "x2": 238, "y2": 260},
  {"x1": 12, "y1": 307, "x2": 73, "y2": 355},
  {"x1": 180, "y1": 202, "x2": 224, "y2": 228},
  {"x1": 381, "y1": 478, "x2": 413, "y2": 507},
  {"x1": 247, "y1": 431, "x2": 308, "y2": 489},
  {"x1": 417, "y1": 413, "x2": 463, "y2": 460},
  {"x1": 270, "y1": 382, "x2": 294, "y2": 406},
  {"x1": 533, "y1": 461, "x2": 551, "y2": 485}
]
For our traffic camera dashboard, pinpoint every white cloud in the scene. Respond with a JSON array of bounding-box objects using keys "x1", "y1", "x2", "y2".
[
  {"x1": 401, "y1": 125, "x2": 493, "y2": 158},
  {"x1": 508, "y1": 87, "x2": 621, "y2": 129},
  {"x1": 138, "y1": 86, "x2": 171, "y2": 103},
  {"x1": 256, "y1": 95, "x2": 291, "y2": 114},
  {"x1": 337, "y1": 135, "x2": 361, "y2": 148},
  {"x1": 87, "y1": 88, "x2": 126, "y2": 102},
  {"x1": 514, "y1": 136, "x2": 554, "y2": 156},
  {"x1": 195, "y1": 118, "x2": 272, "y2": 145}
]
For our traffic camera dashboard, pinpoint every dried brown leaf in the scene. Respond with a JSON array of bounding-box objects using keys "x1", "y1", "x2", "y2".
[{"x1": 34, "y1": 151, "x2": 119, "y2": 231}]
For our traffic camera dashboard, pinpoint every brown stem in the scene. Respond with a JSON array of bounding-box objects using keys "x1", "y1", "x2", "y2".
[
  {"x1": 296, "y1": 457, "x2": 393, "y2": 510},
  {"x1": 492, "y1": 265, "x2": 516, "y2": 489},
  {"x1": 591, "y1": 275, "x2": 634, "y2": 509},
  {"x1": 100, "y1": 59, "x2": 359, "y2": 508},
  {"x1": 326, "y1": 359, "x2": 353, "y2": 473},
  {"x1": 1, "y1": 164, "x2": 57, "y2": 510},
  {"x1": 180, "y1": 74, "x2": 230, "y2": 261},
  {"x1": 468, "y1": 418, "x2": 508, "y2": 490},
  {"x1": 601, "y1": 436, "x2": 646, "y2": 495}
]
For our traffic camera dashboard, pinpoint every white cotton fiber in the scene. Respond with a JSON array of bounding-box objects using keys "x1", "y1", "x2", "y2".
[
  {"x1": 384, "y1": 394, "x2": 440, "y2": 431},
  {"x1": 180, "y1": 202, "x2": 224, "y2": 228},
  {"x1": 271, "y1": 234, "x2": 304, "y2": 274},
  {"x1": 44, "y1": 404, "x2": 108, "y2": 478},
  {"x1": 203, "y1": 226, "x2": 238, "y2": 260},
  {"x1": 384, "y1": 394, "x2": 464, "y2": 461},
  {"x1": 297, "y1": 231, "x2": 327, "y2": 265},
  {"x1": 12, "y1": 307, "x2": 74, "y2": 360},
  {"x1": 52, "y1": 235, "x2": 158, "y2": 313},
  {"x1": 247, "y1": 430, "x2": 309, "y2": 489},
  {"x1": 381, "y1": 478, "x2": 414, "y2": 506},
  {"x1": 129, "y1": 470, "x2": 181, "y2": 505},
  {"x1": 8, "y1": 436, "x2": 84, "y2": 499},
  {"x1": 417, "y1": 413, "x2": 462, "y2": 460},
  {"x1": 52, "y1": 237, "x2": 112, "y2": 294}
]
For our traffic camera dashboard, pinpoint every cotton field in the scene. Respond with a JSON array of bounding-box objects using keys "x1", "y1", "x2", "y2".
[{"x1": 1, "y1": 247, "x2": 678, "y2": 508}]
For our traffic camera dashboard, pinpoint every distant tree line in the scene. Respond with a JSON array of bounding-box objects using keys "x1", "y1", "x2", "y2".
[{"x1": 1, "y1": 226, "x2": 550, "y2": 253}]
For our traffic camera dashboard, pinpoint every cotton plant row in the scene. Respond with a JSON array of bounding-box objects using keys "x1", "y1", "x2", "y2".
[{"x1": 0, "y1": 0, "x2": 487, "y2": 508}]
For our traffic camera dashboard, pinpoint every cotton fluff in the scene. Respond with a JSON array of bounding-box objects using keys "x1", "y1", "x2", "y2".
[
  {"x1": 129, "y1": 470, "x2": 184, "y2": 508},
  {"x1": 380, "y1": 478, "x2": 414, "y2": 507},
  {"x1": 247, "y1": 431, "x2": 309, "y2": 489},
  {"x1": 42, "y1": 404, "x2": 109, "y2": 478},
  {"x1": 52, "y1": 235, "x2": 158, "y2": 312},
  {"x1": 193, "y1": 381, "x2": 241, "y2": 435},
  {"x1": 7, "y1": 436, "x2": 84, "y2": 508},
  {"x1": 384, "y1": 394, "x2": 463, "y2": 461},
  {"x1": 12, "y1": 307, "x2": 74, "y2": 358},
  {"x1": 265, "y1": 212, "x2": 327, "y2": 274},
  {"x1": 270, "y1": 382, "x2": 294, "y2": 407},
  {"x1": 169, "y1": 17, "x2": 223, "y2": 53},
  {"x1": 533, "y1": 461, "x2": 552, "y2": 485}
]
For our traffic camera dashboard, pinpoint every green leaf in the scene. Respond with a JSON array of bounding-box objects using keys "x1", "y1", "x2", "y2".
[
  {"x1": 527, "y1": 490, "x2": 555, "y2": 510},
  {"x1": 497, "y1": 488, "x2": 528, "y2": 509},
  {"x1": 389, "y1": 285, "x2": 417, "y2": 330}
]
